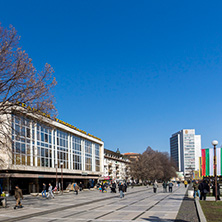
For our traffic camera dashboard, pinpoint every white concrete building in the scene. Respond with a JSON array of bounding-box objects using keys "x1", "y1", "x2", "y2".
[
  {"x1": 0, "y1": 104, "x2": 104, "y2": 194},
  {"x1": 170, "y1": 129, "x2": 201, "y2": 177},
  {"x1": 103, "y1": 149, "x2": 130, "y2": 182}
]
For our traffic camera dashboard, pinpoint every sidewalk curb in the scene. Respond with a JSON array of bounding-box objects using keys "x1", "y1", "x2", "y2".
[{"x1": 195, "y1": 198, "x2": 207, "y2": 222}]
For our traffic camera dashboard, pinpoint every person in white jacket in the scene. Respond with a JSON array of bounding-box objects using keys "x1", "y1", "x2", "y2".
[{"x1": 47, "y1": 183, "x2": 54, "y2": 199}]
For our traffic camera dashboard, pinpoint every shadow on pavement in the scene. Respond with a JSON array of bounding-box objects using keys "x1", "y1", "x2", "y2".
[{"x1": 141, "y1": 216, "x2": 190, "y2": 222}]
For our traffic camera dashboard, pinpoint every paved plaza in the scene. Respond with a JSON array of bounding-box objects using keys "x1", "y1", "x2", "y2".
[{"x1": 0, "y1": 186, "x2": 187, "y2": 222}]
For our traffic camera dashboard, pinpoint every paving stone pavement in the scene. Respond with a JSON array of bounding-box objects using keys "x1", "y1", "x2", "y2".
[{"x1": 0, "y1": 185, "x2": 188, "y2": 222}]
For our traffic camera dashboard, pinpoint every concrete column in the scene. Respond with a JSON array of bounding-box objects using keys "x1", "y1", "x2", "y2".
[
  {"x1": 92, "y1": 143, "x2": 95, "y2": 172},
  {"x1": 51, "y1": 129, "x2": 54, "y2": 168},
  {"x1": 70, "y1": 136, "x2": 73, "y2": 170},
  {"x1": 30, "y1": 121, "x2": 33, "y2": 166},
  {"x1": 100, "y1": 143, "x2": 104, "y2": 173},
  {"x1": 68, "y1": 134, "x2": 71, "y2": 169},
  {"x1": 81, "y1": 139, "x2": 85, "y2": 171},
  {"x1": 34, "y1": 123, "x2": 37, "y2": 166},
  {"x1": 55, "y1": 130, "x2": 57, "y2": 166}
]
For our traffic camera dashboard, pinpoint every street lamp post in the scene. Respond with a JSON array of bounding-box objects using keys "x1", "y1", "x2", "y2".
[
  {"x1": 60, "y1": 162, "x2": 64, "y2": 194},
  {"x1": 211, "y1": 140, "x2": 218, "y2": 201},
  {"x1": 55, "y1": 163, "x2": 58, "y2": 188}
]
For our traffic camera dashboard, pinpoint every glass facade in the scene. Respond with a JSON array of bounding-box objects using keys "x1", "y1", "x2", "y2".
[
  {"x1": 95, "y1": 144, "x2": 100, "y2": 171},
  {"x1": 184, "y1": 134, "x2": 195, "y2": 172},
  {"x1": 72, "y1": 136, "x2": 82, "y2": 170},
  {"x1": 11, "y1": 114, "x2": 101, "y2": 172},
  {"x1": 85, "y1": 140, "x2": 92, "y2": 171},
  {"x1": 12, "y1": 115, "x2": 31, "y2": 166}
]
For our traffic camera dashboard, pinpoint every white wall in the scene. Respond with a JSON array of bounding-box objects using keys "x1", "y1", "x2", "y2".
[{"x1": 195, "y1": 135, "x2": 201, "y2": 170}]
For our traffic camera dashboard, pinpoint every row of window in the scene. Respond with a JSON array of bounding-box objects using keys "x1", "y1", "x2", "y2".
[{"x1": 11, "y1": 114, "x2": 101, "y2": 172}]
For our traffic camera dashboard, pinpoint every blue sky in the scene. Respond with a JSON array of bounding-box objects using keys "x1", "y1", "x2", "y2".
[{"x1": 1, "y1": 1, "x2": 222, "y2": 153}]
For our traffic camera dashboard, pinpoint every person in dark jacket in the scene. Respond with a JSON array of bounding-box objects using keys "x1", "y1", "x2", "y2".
[
  {"x1": 124, "y1": 182, "x2": 127, "y2": 192},
  {"x1": 42, "y1": 183, "x2": 47, "y2": 197},
  {"x1": 14, "y1": 185, "x2": 23, "y2": 209},
  {"x1": 119, "y1": 182, "x2": 124, "y2": 198},
  {"x1": 212, "y1": 181, "x2": 221, "y2": 200},
  {"x1": 111, "y1": 182, "x2": 116, "y2": 193},
  {"x1": 74, "y1": 183, "x2": 79, "y2": 195},
  {"x1": 79, "y1": 182, "x2": 83, "y2": 191},
  {"x1": 168, "y1": 182, "x2": 173, "y2": 193},
  {"x1": 198, "y1": 180, "x2": 209, "y2": 201},
  {"x1": 162, "y1": 181, "x2": 167, "y2": 193}
]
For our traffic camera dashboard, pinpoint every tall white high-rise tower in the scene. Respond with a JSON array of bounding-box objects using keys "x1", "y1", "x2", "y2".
[{"x1": 170, "y1": 129, "x2": 201, "y2": 177}]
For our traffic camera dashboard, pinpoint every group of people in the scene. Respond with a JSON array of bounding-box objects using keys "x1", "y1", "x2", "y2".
[
  {"x1": 193, "y1": 180, "x2": 221, "y2": 200},
  {"x1": 153, "y1": 180, "x2": 175, "y2": 193},
  {"x1": 41, "y1": 183, "x2": 55, "y2": 199},
  {"x1": 98, "y1": 181, "x2": 128, "y2": 198}
]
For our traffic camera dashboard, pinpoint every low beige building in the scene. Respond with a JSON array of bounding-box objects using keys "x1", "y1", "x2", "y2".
[{"x1": 103, "y1": 149, "x2": 130, "y2": 182}]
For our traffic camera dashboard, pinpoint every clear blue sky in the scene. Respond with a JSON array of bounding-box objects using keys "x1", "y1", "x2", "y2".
[{"x1": 1, "y1": 0, "x2": 222, "y2": 153}]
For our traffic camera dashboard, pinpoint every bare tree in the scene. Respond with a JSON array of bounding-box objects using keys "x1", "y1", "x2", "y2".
[
  {"x1": 0, "y1": 24, "x2": 57, "y2": 165},
  {"x1": 130, "y1": 146, "x2": 177, "y2": 183}
]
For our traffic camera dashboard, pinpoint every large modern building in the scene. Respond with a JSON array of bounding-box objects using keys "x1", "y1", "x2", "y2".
[
  {"x1": 0, "y1": 104, "x2": 104, "y2": 194},
  {"x1": 170, "y1": 129, "x2": 201, "y2": 177}
]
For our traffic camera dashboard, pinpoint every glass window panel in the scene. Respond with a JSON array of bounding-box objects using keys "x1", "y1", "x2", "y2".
[
  {"x1": 16, "y1": 154, "x2": 20, "y2": 165},
  {"x1": 45, "y1": 149, "x2": 48, "y2": 157},
  {"x1": 27, "y1": 156, "x2": 30, "y2": 166},
  {"x1": 41, "y1": 158, "x2": 45, "y2": 167},
  {"x1": 45, "y1": 134, "x2": 48, "y2": 142},
  {"x1": 21, "y1": 155, "x2": 26, "y2": 165},
  {"x1": 26, "y1": 128, "x2": 30, "y2": 138},
  {"x1": 21, "y1": 127, "x2": 25, "y2": 136},
  {"x1": 41, "y1": 148, "x2": 45, "y2": 157},
  {"x1": 21, "y1": 143, "x2": 25, "y2": 154},
  {"x1": 16, "y1": 142, "x2": 20, "y2": 153}
]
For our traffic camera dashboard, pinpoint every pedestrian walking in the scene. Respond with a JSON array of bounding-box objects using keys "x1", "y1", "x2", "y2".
[
  {"x1": 111, "y1": 182, "x2": 116, "y2": 193},
  {"x1": 193, "y1": 180, "x2": 200, "y2": 199},
  {"x1": 42, "y1": 183, "x2": 47, "y2": 198},
  {"x1": 87, "y1": 181, "x2": 91, "y2": 190},
  {"x1": 212, "y1": 181, "x2": 220, "y2": 201},
  {"x1": 162, "y1": 181, "x2": 167, "y2": 193},
  {"x1": 124, "y1": 182, "x2": 127, "y2": 192},
  {"x1": 14, "y1": 185, "x2": 23, "y2": 209},
  {"x1": 168, "y1": 181, "x2": 173, "y2": 193},
  {"x1": 119, "y1": 182, "x2": 124, "y2": 198},
  {"x1": 184, "y1": 180, "x2": 188, "y2": 188},
  {"x1": 74, "y1": 183, "x2": 79, "y2": 195},
  {"x1": 153, "y1": 180, "x2": 158, "y2": 193},
  {"x1": 198, "y1": 180, "x2": 209, "y2": 201},
  {"x1": 47, "y1": 183, "x2": 54, "y2": 199},
  {"x1": 79, "y1": 182, "x2": 83, "y2": 191}
]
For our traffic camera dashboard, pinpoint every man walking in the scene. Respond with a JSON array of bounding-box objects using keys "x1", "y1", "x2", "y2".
[
  {"x1": 74, "y1": 183, "x2": 79, "y2": 195},
  {"x1": 42, "y1": 183, "x2": 47, "y2": 198},
  {"x1": 47, "y1": 183, "x2": 54, "y2": 199},
  {"x1": 162, "y1": 181, "x2": 167, "y2": 193},
  {"x1": 79, "y1": 182, "x2": 83, "y2": 191},
  {"x1": 193, "y1": 180, "x2": 200, "y2": 199},
  {"x1": 119, "y1": 182, "x2": 124, "y2": 198},
  {"x1": 14, "y1": 185, "x2": 23, "y2": 209},
  {"x1": 199, "y1": 180, "x2": 209, "y2": 201},
  {"x1": 168, "y1": 181, "x2": 173, "y2": 193}
]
